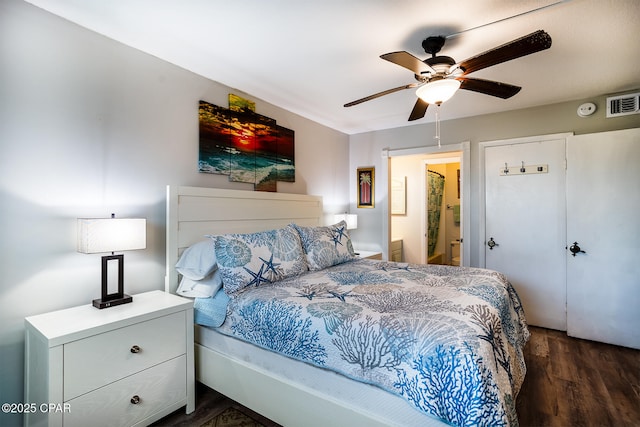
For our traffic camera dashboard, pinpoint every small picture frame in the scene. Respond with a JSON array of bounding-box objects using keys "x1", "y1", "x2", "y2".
[{"x1": 357, "y1": 167, "x2": 375, "y2": 208}]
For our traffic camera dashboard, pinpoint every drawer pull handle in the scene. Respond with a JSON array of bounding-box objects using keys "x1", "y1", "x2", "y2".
[
  {"x1": 130, "y1": 345, "x2": 141, "y2": 354},
  {"x1": 130, "y1": 395, "x2": 140, "y2": 405}
]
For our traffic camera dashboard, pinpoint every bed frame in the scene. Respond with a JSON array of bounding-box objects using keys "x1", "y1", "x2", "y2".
[
  {"x1": 165, "y1": 185, "x2": 324, "y2": 295},
  {"x1": 165, "y1": 186, "x2": 446, "y2": 427}
]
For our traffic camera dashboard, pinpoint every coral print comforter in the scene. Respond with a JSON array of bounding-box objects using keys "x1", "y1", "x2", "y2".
[{"x1": 204, "y1": 259, "x2": 529, "y2": 426}]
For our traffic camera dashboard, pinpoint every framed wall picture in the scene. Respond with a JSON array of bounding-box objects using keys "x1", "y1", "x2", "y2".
[
  {"x1": 357, "y1": 167, "x2": 375, "y2": 208},
  {"x1": 198, "y1": 99, "x2": 295, "y2": 192}
]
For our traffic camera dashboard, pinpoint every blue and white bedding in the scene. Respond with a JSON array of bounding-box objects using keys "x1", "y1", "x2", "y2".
[{"x1": 195, "y1": 258, "x2": 529, "y2": 426}]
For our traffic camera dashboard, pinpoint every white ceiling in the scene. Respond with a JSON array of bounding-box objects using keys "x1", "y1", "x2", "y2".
[{"x1": 24, "y1": 0, "x2": 640, "y2": 134}]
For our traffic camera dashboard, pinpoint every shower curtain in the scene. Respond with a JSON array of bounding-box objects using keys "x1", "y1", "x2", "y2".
[{"x1": 427, "y1": 170, "x2": 445, "y2": 257}]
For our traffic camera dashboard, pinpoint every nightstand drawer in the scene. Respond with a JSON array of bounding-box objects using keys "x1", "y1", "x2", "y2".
[
  {"x1": 64, "y1": 311, "x2": 186, "y2": 400},
  {"x1": 64, "y1": 355, "x2": 187, "y2": 427}
]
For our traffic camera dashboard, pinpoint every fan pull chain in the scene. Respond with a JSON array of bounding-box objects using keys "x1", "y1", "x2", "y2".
[{"x1": 434, "y1": 105, "x2": 441, "y2": 148}]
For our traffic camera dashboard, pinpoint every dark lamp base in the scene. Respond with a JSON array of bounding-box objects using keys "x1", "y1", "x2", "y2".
[
  {"x1": 93, "y1": 294, "x2": 132, "y2": 309},
  {"x1": 94, "y1": 253, "x2": 132, "y2": 309}
]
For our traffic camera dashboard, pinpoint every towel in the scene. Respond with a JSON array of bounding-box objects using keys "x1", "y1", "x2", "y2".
[{"x1": 453, "y1": 204, "x2": 460, "y2": 223}]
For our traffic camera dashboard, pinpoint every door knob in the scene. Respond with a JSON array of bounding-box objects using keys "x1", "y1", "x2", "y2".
[
  {"x1": 487, "y1": 237, "x2": 499, "y2": 250},
  {"x1": 569, "y1": 242, "x2": 586, "y2": 257}
]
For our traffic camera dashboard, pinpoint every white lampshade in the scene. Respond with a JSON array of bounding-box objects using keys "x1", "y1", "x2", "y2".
[
  {"x1": 77, "y1": 218, "x2": 146, "y2": 254},
  {"x1": 416, "y1": 79, "x2": 461, "y2": 105},
  {"x1": 334, "y1": 214, "x2": 358, "y2": 230}
]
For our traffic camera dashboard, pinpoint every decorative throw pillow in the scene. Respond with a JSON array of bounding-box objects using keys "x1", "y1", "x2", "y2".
[
  {"x1": 292, "y1": 221, "x2": 356, "y2": 271},
  {"x1": 211, "y1": 225, "x2": 308, "y2": 295}
]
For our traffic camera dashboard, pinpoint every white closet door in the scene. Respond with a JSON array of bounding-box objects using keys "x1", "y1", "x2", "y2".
[
  {"x1": 566, "y1": 128, "x2": 640, "y2": 349},
  {"x1": 485, "y1": 138, "x2": 567, "y2": 330}
]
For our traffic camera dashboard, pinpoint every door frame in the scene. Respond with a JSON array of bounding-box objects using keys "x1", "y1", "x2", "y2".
[
  {"x1": 478, "y1": 132, "x2": 572, "y2": 267},
  {"x1": 382, "y1": 141, "x2": 470, "y2": 265}
]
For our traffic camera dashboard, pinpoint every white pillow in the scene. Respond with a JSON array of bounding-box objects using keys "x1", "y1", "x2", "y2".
[
  {"x1": 176, "y1": 271, "x2": 222, "y2": 298},
  {"x1": 175, "y1": 240, "x2": 217, "y2": 280}
]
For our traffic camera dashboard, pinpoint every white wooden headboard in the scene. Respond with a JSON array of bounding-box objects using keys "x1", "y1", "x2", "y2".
[{"x1": 165, "y1": 185, "x2": 323, "y2": 293}]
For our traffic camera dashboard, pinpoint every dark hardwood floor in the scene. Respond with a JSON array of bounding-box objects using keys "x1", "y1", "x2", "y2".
[
  {"x1": 517, "y1": 327, "x2": 640, "y2": 426},
  {"x1": 151, "y1": 383, "x2": 280, "y2": 427},
  {"x1": 156, "y1": 327, "x2": 639, "y2": 426}
]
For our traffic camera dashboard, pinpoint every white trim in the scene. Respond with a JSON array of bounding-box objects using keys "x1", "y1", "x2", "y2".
[
  {"x1": 386, "y1": 142, "x2": 465, "y2": 156},
  {"x1": 382, "y1": 141, "x2": 470, "y2": 265},
  {"x1": 477, "y1": 133, "x2": 572, "y2": 267}
]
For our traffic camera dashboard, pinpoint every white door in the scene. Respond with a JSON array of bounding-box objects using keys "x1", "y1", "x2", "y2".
[
  {"x1": 484, "y1": 138, "x2": 567, "y2": 330},
  {"x1": 566, "y1": 128, "x2": 640, "y2": 349}
]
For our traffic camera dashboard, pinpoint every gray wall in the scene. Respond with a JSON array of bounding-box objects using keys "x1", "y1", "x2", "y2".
[
  {"x1": 348, "y1": 95, "x2": 640, "y2": 264},
  {"x1": 0, "y1": 1, "x2": 348, "y2": 424},
  {"x1": 2, "y1": 1, "x2": 639, "y2": 425}
]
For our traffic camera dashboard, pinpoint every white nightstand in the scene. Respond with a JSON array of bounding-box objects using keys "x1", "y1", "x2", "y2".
[{"x1": 24, "y1": 290, "x2": 194, "y2": 427}]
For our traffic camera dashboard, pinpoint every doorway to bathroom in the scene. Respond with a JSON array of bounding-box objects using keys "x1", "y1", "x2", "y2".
[
  {"x1": 424, "y1": 157, "x2": 461, "y2": 265},
  {"x1": 388, "y1": 145, "x2": 466, "y2": 266}
]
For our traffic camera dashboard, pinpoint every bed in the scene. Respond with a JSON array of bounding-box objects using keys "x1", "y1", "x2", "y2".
[{"x1": 165, "y1": 185, "x2": 529, "y2": 427}]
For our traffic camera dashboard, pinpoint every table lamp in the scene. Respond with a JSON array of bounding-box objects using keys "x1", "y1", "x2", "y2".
[
  {"x1": 334, "y1": 213, "x2": 358, "y2": 230},
  {"x1": 77, "y1": 214, "x2": 146, "y2": 308}
]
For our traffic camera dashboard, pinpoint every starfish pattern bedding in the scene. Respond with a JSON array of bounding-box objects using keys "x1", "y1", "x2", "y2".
[{"x1": 197, "y1": 259, "x2": 529, "y2": 426}]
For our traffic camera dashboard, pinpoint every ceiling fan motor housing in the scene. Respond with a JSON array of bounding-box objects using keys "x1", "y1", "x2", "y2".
[
  {"x1": 416, "y1": 56, "x2": 462, "y2": 83},
  {"x1": 425, "y1": 56, "x2": 456, "y2": 72}
]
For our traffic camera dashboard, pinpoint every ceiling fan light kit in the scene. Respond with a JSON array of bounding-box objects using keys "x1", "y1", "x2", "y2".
[
  {"x1": 416, "y1": 79, "x2": 461, "y2": 105},
  {"x1": 344, "y1": 30, "x2": 552, "y2": 122}
]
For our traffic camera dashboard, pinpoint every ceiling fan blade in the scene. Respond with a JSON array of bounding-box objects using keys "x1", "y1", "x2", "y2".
[
  {"x1": 457, "y1": 30, "x2": 552, "y2": 76},
  {"x1": 458, "y1": 77, "x2": 521, "y2": 99},
  {"x1": 344, "y1": 83, "x2": 419, "y2": 107},
  {"x1": 381, "y1": 51, "x2": 436, "y2": 75},
  {"x1": 408, "y1": 98, "x2": 429, "y2": 121}
]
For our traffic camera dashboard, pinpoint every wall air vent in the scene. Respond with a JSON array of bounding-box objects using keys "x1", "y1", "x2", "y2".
[{"x1": 606, "y1": 92, "x2": 640, "y2": 118}]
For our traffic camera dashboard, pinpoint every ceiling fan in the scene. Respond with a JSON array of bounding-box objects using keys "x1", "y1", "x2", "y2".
[{"x1": 344, "y1": 30, "x2": 552, "y2": 121}]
